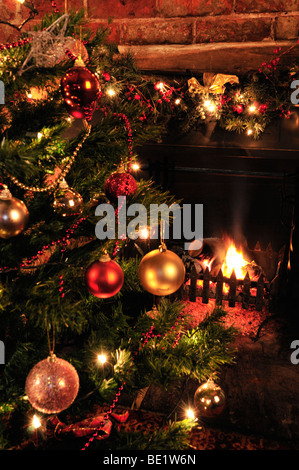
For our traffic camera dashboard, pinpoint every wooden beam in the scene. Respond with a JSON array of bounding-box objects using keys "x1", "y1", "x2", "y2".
[{"x1": 119, "y1": 41, "x2": 299, "y2": 74}]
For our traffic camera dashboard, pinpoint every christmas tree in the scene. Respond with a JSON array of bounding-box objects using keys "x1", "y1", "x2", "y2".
[{"x1": 0, "y1": 11, "x2": 237, "y2": 450}]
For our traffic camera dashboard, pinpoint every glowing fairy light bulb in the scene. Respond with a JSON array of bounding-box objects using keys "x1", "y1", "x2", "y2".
[
  {"x1": 247, "y1": 129, "x2": 253, "y2": 136},
  {"x1": 140, "y1": 227, "x2": 149, "y2": 239},
  {"x1": 32, "y1": 414, "x2": 41, "y2": 429},
  {"x1": 174, "y1": 98, "x2": 181, "y2": 105},
  {"x1": 204, "y1": 100, "x2": 216, "y2": 113},
  {"x1": 131, "y1": 162, "x2": 140, "y2": 171},
  {"x1": 248, "y1": 104, "x2": 257, "y2": 113},
  {"x1": 155, "y1": 81, "x2": 165, "y2": 91},
  {"x1": 107, "y1": 88, "x2": 116, "y2": 97},
  {"x1": 186, "y1": 408, "x2": 195, "y2": 420},
  {"x1": 97, "y1": 354, "x2": 107, "y2": 365}
]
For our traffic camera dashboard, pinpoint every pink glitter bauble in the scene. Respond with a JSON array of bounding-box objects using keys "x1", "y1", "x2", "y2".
[{"x1": 25, "y1": 354, "x2": 79, "y2": 414}]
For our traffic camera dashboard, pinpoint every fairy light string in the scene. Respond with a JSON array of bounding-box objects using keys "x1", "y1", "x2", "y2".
[{"x1": 81, "y1": 307, "x2": 186, "y2": 450}]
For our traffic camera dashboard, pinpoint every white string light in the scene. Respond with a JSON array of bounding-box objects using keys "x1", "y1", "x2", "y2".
[
  {"x1": 106, "y1": 88, "x2": 116, "y2": 97},
  {"x1": 97, "y1": 354, "x2": 107, "y2": 365},
  {"x1": 32, "y1": 414, "x2": 41, "y2": 429},
  {"x1": 131, "y1": 162, "x2": 140, "y2": 171},
  {"x1": 186, "y1": 408, "x2": 195, "y2": 420}
]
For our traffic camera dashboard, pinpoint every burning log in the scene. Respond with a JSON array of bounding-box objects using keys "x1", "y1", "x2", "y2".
[
  {"x1": 189, "y1": 237, "x2": 226, "y2": 276},
  {"x1": 189, "y1": 237, "x2": 265, "y2": 281}
]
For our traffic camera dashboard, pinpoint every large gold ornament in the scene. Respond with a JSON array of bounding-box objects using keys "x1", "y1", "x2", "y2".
[
  {"x1": 138, "y1": 243, "x2": 185, "y2": 296},
  {"x1": 0, "y1": 186, "x2": 29, "y2": 239}
]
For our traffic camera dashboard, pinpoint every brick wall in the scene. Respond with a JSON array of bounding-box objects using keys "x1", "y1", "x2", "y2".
[
  {"x1": 1, "y1": 0, "x2": 298, "y2": 44},
  {"x1": 1, "y1": 0, "x2": 298, "y2": 73}
]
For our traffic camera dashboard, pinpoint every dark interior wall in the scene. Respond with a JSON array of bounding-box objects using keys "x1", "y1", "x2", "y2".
[{"x1": 138, "y1": 116, "x2": 298, "y2": 253}]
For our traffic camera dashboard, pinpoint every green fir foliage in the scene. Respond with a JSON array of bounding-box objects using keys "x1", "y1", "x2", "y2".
[{"x1": 0, "y1": 11, "x2": 238, "y2": 450}]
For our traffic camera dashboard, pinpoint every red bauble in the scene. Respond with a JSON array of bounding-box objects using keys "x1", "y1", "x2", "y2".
[
  {"x1": 61, "y1": 66, "x2": 101, "y2": 119},
  {"x1": 104, "y1": 167, "x2": 137, "y2": 203},
  {"x1": 85, "y1": 253, "x2": 124, "y2": 298}
]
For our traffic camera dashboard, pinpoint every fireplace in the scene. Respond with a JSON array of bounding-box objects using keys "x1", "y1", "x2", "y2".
[
  {"x1": 138, "y1": 115, "x2": 297, "y2": 319},
  {"x1": 184, "y1": 236, "x2": 283, "y2": 313}
]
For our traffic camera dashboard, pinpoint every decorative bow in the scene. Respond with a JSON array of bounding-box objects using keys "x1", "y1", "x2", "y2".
[
  {"x1": 47, "y1": 411, "x2": 129, "y2": 440},
  {"x1": 188, "y1": 73, "x2": 239, "y2": 96}
]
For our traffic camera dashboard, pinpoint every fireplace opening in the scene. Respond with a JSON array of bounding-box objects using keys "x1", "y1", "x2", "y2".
[{"x1": 138, "y1": 117, "x2": 297, "y2": 327}]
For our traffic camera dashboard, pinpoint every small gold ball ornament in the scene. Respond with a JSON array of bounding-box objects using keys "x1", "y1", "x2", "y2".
[
  {"x1": 53, "y1": 179, "x2": 83, "y2": 217},
  {"x1": 138, "y1": 243, "x2": 185, "y2": 296},
  {"x1": 194, "y1": 378, "x2": 226, "y2": 421},
  {"x1": 0, "y1": 185, "x2": 29, "y2": 239}
]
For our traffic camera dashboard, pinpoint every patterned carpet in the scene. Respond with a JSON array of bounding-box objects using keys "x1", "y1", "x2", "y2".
[
  {"x1": 122, "y1": 409, "x2": 291, "y2": 450},
  {"x1": 44, "y1": 407, "x2": 291, "y2": 451}
]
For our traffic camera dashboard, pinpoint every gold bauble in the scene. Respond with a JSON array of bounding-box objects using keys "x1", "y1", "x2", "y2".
[
  {"x1": 53, "y1": 179, "x2": 83, "y2": 218},
  {"x1": 138, "y1": 244, "x2": 185, "y2": 296},
  {"x1": 194, "y1": 379, "x2": 226, "y2": 421},
  {"x1": 0, "y1": 186, "x2": 29, "y2": 239}
]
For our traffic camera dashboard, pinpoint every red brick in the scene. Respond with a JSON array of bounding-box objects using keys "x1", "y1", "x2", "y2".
[
  {"x1": 0, "y1": 24, "x2": 18, "y2": 44},
  {"x1": 119, "y1": 18, "x2": 193, "y2": 44},
  {"x1": 91, "y1": 18, "x2": 193, "y2": 45},
  {"x1": 235, "y1": 0, "x2": 299, "y2": 14},
  {"x1": 157, "y1": 0, "x2": 192, "y2": 17},
  {"x1": 191, "y1": 0, "x2": 233, "y2": 16},
  {"x1": 35, "y1": 0, "x2": 68, "y2": 18},
  {"x1": 274, "y1": 14, "x2": 299, "y2": 39},
  {"x1": 87, "y1": 0, "x2": 157, "y2": 19},
  {"x1": 2, "y1": 0, "x2": 17, "y2": 21},
  {"x1": 195, "y1": 16, "x2": 273, "y2": 43},
  {"x1": 157, "y1": 0, "x2": 233, "y2": 17},
  {"x1": 86, "y1": 20, "x2": 122, "y2": 44}
]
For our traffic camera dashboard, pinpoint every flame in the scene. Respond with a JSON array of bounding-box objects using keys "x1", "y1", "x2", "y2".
[
  {"x1": 201, "y1": 257, "x2": 215, "y2": 271},
  {"x1": 221, "y1": 241, "x2": 249, "y2": 279},
  {"x1": 186, "y1": 238, "x2": 258, "y2": 296}
]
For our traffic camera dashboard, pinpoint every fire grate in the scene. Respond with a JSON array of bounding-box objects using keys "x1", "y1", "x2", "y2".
[
  {"x1": 186, "y1": 266, "x2": 267, "y2": 311},
  {"x1": 182, "y1": 239, "x2": 285, "y2": 313}
]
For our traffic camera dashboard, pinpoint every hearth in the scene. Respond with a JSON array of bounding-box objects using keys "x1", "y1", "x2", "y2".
[{"x1": 184, "y1": 236, "x2": 284, "y2": 313}]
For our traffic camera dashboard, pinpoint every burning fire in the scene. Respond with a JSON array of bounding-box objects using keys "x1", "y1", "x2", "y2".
[
  {"x1": 186, "y1": 238, "x2": 261, "y2": 298},
  {"x1": 221, "y1": 242, "x2": 249, "y2": 279}
]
